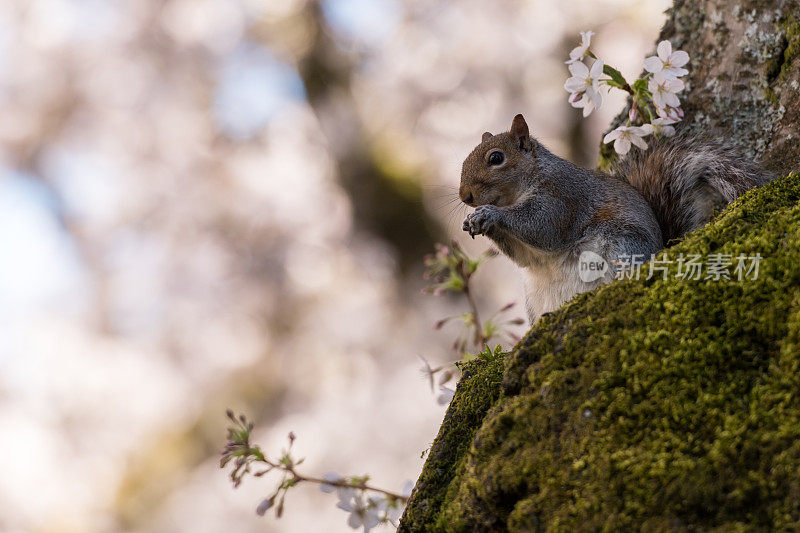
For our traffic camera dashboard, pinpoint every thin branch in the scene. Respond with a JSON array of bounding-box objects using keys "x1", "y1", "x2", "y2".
[
  {"x1": 463, "y1": 284, "x2": 486, "y2": 347},
  {"x1": 251, "y1": 451, "x2": 410, "y2": 502}
]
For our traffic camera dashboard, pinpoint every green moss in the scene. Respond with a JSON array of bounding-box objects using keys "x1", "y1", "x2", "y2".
[
  {"x1": 399, "y1": 356, "x2": 505, "y2": 532},
  {"x1": 765, "y1": 15, "x2": 800, "y2": 105},
  {"x1": 401, "y1": 174, "x2": 800, "y2": 531},
  {"x1": 778, "y1": 15, "x2": 800, "y2": 81}
]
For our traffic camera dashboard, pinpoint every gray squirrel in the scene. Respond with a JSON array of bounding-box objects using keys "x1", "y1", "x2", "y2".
[{"x1": 460, "y1": 114, "x2": 771, "y2": 323}]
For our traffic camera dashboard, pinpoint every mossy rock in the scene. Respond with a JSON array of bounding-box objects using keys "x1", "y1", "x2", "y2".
[{"x1": 401, "y1": 174, "x2": 800, "y2": 531}]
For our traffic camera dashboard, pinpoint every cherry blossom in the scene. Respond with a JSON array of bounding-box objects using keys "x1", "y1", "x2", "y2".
[
  {"x1": 365, "y1": 480, "x2": 413, "y2": 526},
  {"x1": 436, "y1": 386, "x2": 455, "y2": 405},
  {"x1": 656, "y1": 104, "x2": 684, "y2": 121},
  {"x1": 367, "y1": 496, "x2": 391, "y2": 521},
  {"x1": 320, "y1": 471, "x2": 359, "y2": 504},
  {"x1": 652, "y1": 117, "x2": 678, "y2": 137},
  {"x1": 564, "y1": 59, "x2": 605, "y2": 117},
  {"x1": 385, "y1": 499, "x2": 405, "y2": 524},
  {"x1": 644, "y1": 40, "x2": 689, "y2": 79},
  {"x1": 400, "y1": 480, "x2": 413, "y2": 498},
  {"x1": 375, "y1": 495, "x2": 404, "y2": 525},
  {"x1": 569, "y1": 93, "x2": 598, "y2": 118},
  {"x1": 565, "y1": 31, "x2": 594, "y2": 65},
  {"x1": 603, "y1": 124, "x2": 654, "y2": 155},
  {"x1": 648, "y1": 72, "x2": 684, "y2": 109},
  {"x1": 563, "y1": 31, "x2": 690, "y2": 143},
  {"x1": 320, "y1": 471, "x2": 343, "y2": 493},
  {"x1": 337, "y1": 493, "x2": 382, "y2": 532}
]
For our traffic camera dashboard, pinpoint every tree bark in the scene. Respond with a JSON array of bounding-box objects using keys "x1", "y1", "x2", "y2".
[{"x1": 601, "y1": 0, "x2": 800, "y2": 173}]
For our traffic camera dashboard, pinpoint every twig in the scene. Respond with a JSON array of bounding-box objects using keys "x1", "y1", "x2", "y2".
[{"x1": 463, "y1": 285, "x2": 486, "y2": 347}]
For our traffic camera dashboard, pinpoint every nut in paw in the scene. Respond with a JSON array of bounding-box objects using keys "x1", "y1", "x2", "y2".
[{"x1": 463, "y1": 205, "x2": 501, "y2": 238}]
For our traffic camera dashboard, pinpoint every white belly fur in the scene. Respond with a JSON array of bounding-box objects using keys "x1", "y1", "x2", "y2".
[{"x1": 520, "y1": 244, "x2": 610, "y2": 323}]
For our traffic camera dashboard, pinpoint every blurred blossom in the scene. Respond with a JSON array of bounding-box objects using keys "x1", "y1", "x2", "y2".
[
  {"x1": 24, "y1": 0, "x2": 124, "y2": 48},
  {"x1": 0, "y1": 11, "x2": 11, "y2": 80},
  {"x1": 336, "y1": 492, "x2": 381, "y2": 531},
  {"x1": 250, "y1": 0, "x2": 307, "y2": 21},
  {"x1": 161, "y1": 0, "x2": 245, "y2": 54},
  {"x1": 436, "y1": 387, "x2": 455, "y2": 406},
  {"x1": 0, "y1": 171, "x2": 85, "y2": 316},
  {"x1": 320, "y1": 472, "x2": 345, "y2": 493},
  {"x1": 322, "y1": 0, "x2": 401, "y2": 45},
  {"x1": 41, "y1": 142, "x2": 125, "y2": 224},
  {"x1": 214, "y1": 44, "x2": 306, "y2": 139},
  {"x1": 566, "y1": 30, "x2": 595, "y2": 64}
]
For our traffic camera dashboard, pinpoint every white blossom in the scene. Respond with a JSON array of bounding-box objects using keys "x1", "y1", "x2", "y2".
[
  {"x1": 643, "y1": 40, "x2": 689, "y2": 79},
  {"x1": 385, "y1": 498, "x2": 405, "y2": 524},
  {"x1": 436, "y1": 386, "x2": 455, "y2": 405},
  {"x1": 337, "y1": 493, "x2": 382, "y2": 532},
  {"x1": 564, "y1": 59, "x2": 604, "y2": 117},
  {"x1": 369, "y1": 495, "x2": 400, "y2": 525},
  {"x1": 320, "y1": 471, "x2": 342, "y2": 493},
  {"x1": 603, "y1": 124, "x2": 654, "y2": 155},
  {"x1": 565, "y1": 31, "x2": 594, "y2": 64},
  {"x1": 648, "y1": 72, "x2": 684, "y2": 109},
  {"x1": 569, "y1": 93, "x2": 597, "y2": 118},
  {"x1": 652, "y1": 117, "x2": 678, "y2": 137},
  {"x1": 321, "y1": 471, "x2": 359, "y2": 504},
  {"x1": 401, "y1": 480, "x2": 413, "y2": 498},
  {"x1": 367, "y1": 495, "x2": 390, "y2": 520},
  {"x1": 384, "y1": 480, "x2": 414, "y2": 524},
  {"x1": 656, "y1": 104, "x2": 684, "y2": 121}
]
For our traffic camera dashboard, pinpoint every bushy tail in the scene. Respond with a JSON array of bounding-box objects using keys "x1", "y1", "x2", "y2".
[{"x1": 614, "y1": 133, "x2": 773, "y2": 245}]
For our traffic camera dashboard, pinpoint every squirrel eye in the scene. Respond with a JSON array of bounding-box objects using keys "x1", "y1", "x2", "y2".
[{"x1": 488, "y1": 151, "x2": 505, "y2": 166}]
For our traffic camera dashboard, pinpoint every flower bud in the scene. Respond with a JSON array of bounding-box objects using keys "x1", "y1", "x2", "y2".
[
  {"x1": 256, "y1": 497, "x2": 275, "y2": 516},
  {"x1": 438, "y1": 369, "x2": 454, "y2": 386}
]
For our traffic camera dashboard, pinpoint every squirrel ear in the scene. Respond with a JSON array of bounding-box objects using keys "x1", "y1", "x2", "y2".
[
  {"x1": 482, "y1": 132, "x2": 493, "y2": 142},
  {"x1": 510, "y1": 114, "x2": 532, "y2": 152}
]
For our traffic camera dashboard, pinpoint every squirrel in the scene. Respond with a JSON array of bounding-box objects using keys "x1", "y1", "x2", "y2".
[{"x1": 460, "y1": 114, "x2": 771, "y2": 324}]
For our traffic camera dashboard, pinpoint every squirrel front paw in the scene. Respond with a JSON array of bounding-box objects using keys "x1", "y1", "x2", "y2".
[{"x1": 463, "y1": 205, "x2": 502, "y2": 238}]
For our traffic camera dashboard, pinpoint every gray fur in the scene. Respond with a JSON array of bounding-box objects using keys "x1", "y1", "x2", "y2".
[{"x1": 614, "y1": 132, "x2": 772, "y2": 244}]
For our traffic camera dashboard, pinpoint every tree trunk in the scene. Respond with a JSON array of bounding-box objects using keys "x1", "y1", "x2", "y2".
[{"x1": 601, "y1": 0, "x2": 800, "y2": 173}]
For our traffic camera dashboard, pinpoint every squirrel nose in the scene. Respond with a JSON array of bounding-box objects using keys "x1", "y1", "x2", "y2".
[{"x1": 459, "y1": 186, "x2": 475, "y2": 206}]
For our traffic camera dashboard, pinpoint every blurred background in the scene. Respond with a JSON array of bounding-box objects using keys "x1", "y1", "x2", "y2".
[{"x1": 0, "y1": 1, "x2": 669, "y2": 531}]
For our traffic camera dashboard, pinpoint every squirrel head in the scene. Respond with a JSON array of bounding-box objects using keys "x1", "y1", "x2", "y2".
[{"x1": 459, "y1": 114, "x2": 536, "y2": 208}]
